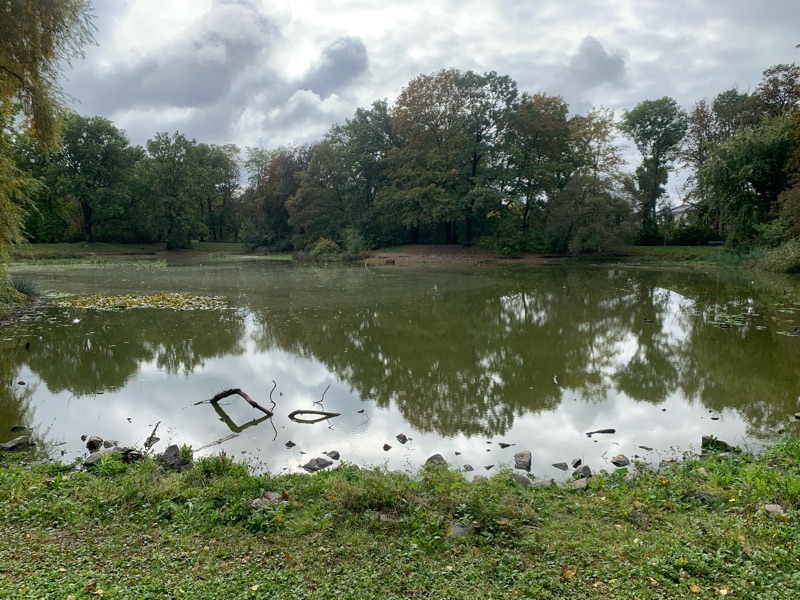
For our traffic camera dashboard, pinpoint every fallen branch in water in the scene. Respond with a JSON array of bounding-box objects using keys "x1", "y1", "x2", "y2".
[
  {"x1": 209, "y1": 388, "x2": 274, "y2": 417},
  {"x1": 195, "y1": 433, "x2": 239, "y2": 453},
  {"x1": 144, "y1": 421, "x2": 161, "y2": 451},
  {"x1": 288, "y1": 409, "x2": 341, "y2": 423}
]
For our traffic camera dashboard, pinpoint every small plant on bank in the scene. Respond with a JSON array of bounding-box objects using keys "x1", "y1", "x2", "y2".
[{"x1": 11, "y1": 274, "x2": 40, "y2": 299}]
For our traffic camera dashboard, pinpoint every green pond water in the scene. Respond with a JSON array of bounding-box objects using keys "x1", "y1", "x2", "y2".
[{"x1": 2, "y1": 259, "x2": 800, "y2": 477}]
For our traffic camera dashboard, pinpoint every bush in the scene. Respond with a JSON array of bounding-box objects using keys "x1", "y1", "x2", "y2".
[
  {"x1": 755, "y1": 239, "x2": 800, "y2": 273},
  {"x1": 309, "y1": 237, "x2": 341, "y2": 261}
]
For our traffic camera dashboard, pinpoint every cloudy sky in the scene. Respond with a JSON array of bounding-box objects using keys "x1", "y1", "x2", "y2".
[{"x1": 64, "y1": 0, "x2": 799, "y2": 151}]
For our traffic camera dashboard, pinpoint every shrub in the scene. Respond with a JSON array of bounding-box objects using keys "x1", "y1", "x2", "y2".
[
  {"x1": 755, "y1": 239, "x2": 800, "y2": 273},
  {"x1": 11, "y1": 275, "x2": 39, "y2": 299},
  {"x1": 309, "y1": 237, "x2": 341, "y2": 261}
]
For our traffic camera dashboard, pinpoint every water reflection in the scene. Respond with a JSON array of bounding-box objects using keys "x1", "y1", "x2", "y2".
[{"x1": 2, "y1": 263, "x2": 799, "y2": 475}]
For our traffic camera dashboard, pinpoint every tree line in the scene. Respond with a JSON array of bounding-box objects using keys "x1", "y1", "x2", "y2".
[{"x1": 2, "y1": 2, "x2": 800, "y2": 282}]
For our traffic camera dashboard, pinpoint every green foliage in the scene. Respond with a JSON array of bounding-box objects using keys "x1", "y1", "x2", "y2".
[
  {"x1": 699, "y1": 112, "x2": 796, "y2": 246},
  {"x1": 0, "y1": 0, "x2": 95, "y2": 145},
  {"x1": 545, "y1": 177, "x2": 635, "y2": 255},
  {"x1": 309, "y1": 237, "x2": 342, "y2": 260},
  {"x1": 755, "y1": 239, "x2": 800, "y2": 273},
  {"x1": 620, "y1": 97, "x2": 689, "y2": 238},
  {"x1": 10, "y1": 274, "x2": 39, "y2": 298}
]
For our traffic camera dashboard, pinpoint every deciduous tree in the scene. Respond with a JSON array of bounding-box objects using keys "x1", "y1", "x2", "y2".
[{"x1": 619, "y1": 97, "x2": 688, "y2": 241}]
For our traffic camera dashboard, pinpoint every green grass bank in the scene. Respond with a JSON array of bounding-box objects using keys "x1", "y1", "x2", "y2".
[{"x1": 1, "y1": 436, "x2": 799, "y2": 599}]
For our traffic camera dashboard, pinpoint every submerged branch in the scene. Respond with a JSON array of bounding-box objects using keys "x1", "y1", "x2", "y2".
[
  {"x1": 288, "y1": 409, "x2": 341, "y2": 424},
  {"x1": 208, "y1": 388, "x2": 274, "y2": 418}
]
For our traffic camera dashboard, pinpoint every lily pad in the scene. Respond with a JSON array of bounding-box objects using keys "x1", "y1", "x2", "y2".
[{"x1": 52, "y1": 293, "x2": 228, "y2": 311}]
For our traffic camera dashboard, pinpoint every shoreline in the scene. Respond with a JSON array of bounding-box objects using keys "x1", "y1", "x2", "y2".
[{"x1": 1, "y1": 435, "x2": 798, "y2": 597}]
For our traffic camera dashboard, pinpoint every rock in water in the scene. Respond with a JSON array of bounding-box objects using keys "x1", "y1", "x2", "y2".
[
  {"x1": 610, "y1": 454, "x2": 630, "y2": 467},
  {"x1": 396, "y1": 433, "x2": 408, "y2": 444},
  {"x1": 425, "y1": 454, "x2": 447, "y2": 466},
  {"x1": 302, "y1": 457, "x2": 333, "y2": 473},
  {"x1": 85, "y1": 436, "x2": 104, "y2": 452},
  {"x1": 0, "y1": 436, "x2": 35, "y2": 451},
  {"x1": 514, "y1": 450, "x2": 532, "y2": 471},
  {"x1": 573, "y1": 464, "x2": 592, "y2": 479}
]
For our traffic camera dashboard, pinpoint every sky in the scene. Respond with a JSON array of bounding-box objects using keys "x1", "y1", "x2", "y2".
[{"x1": 63, "y1": 0, "x2": 800, "y2": 152}]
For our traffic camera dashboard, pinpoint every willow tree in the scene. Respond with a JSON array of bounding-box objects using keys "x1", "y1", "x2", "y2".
[{"x1": 0, "y1": 0, "x2": 95, "y2": 303}]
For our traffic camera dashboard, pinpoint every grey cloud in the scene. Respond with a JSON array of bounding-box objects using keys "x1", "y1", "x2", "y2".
[
  {"x1": 300, "y1": 36, "x2": 369, "y2": 98},
  {"x1": 68, "y1": 2, "x2": 278, "y2": 115},
  {"x1": 565, "y1": 35, "x2": 628, "y2": 92}
]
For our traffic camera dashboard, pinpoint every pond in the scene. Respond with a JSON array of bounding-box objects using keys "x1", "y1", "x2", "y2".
[{"x1": 2, "y1": 259, "x2": 800, "y2": 478}]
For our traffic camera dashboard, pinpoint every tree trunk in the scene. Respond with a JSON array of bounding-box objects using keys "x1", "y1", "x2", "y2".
[{"x1": 82, "y1": 203, "x2": 93, "y2": 243}]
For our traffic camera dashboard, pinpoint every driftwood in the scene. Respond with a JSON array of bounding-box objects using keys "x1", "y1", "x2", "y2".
[
  {"x1": 195, "y1": 433, "x2": 239, "y2": 453},
  {"x1": 288, "y1": 409, "x2": 341, "y2": 424},
  {"x1": 209, "y1": 388, "x2": 273, "y2": 418},
  {"x1": 585, "y1": 428, "x2": 616, "y2": 437},
  {"x1": 144, "y1": 421, "x2": 161, "y2": 450}
]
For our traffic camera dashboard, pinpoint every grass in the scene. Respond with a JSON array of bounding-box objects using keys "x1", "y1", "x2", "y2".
[
  {"x1": 10, "y1": 241, "x2": 247, "y2": 262},
  {"x1": 1, "y1": 437, "x2": 799, "y2": 598}
]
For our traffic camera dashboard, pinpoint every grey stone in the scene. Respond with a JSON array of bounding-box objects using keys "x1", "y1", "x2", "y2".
[
  {"x1": 552, "y1": 462, "x2": 569, "y2": 471},
  {"x1": 509, "y1": 473, "x2": 532, "y2": 487},
  {"x1": 83, "y1": 446, "x2": 120, "y2": 468},
  {"x1": 251, "y1": 492, "x2": 285, "y2": 509},
  {"x1": 425, "y1": 454, "x2": 447, "y2": 466},
  {"x1": 383, "y1": 443, "x2": 392, "y2": 451},
  {"x1": 573, "y1": 464, "x2": 592, "y2": 479},
  {"x1": 10, "y1": 426, "x2": 28, "y2": 432},
  {"x1": 157, "y1": 444, "x2": 193, "y2": 472},
  {"x1": 514, "y1": 450, "x2": 532, "y2": 471},
  {"x1": 623, "y1": 473, "x2": 637, "y2": 483},
  {"x1": 571, "y1": 458, "x2": 582, "y2": 468},
  {"x1": 762, "y1": 504, "x2": 784, "y2": 515},
  {"x1": 302, "y1": 457, "x2": 333, "y2": 473},
  {"x1": 0, "y1": 435, "x2": 35, "y2": 451},
  {"x1": 447, "y1": 523, "x2": 475, "y2": 538},
  {"x1": 498, "y1": 442, "x2": 514, "y2": 449},
  {"x1": 119, "y1": 447, "x2": 143, "y2": 463},
  {"x1": 660, "y1": 456, "x2": 678, "y2": 464},
  {"x1": 485, "y1": 465, "x2": 494, "y2": 470},
  {"x1": 611, "y1": 454, "x2": 630, "y2": 467},
  {"x1": 463, "y1": 464, "x2": 474, "y2": 472},
  {"x1": 285, "y1": 440, "x2": 296, "y2": 448},
  {"x1": 571, "y1": 478, "x2": 588, "y2": 490},
  {"x1": 396, "y1": 433, "x2": 408, "y2": 444},
  {"x1": 533, "y1": 478, "x2": 556, "y2": 487},
  {"x1": 102, "y1": 439, "x2": 119, "y2": 449},
  {"x1": 85, "y1": 436, "x2": 104, "y2": 452},
  {"x1": 324, "y1": 450, "x2": 340, "y2": 460}
]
